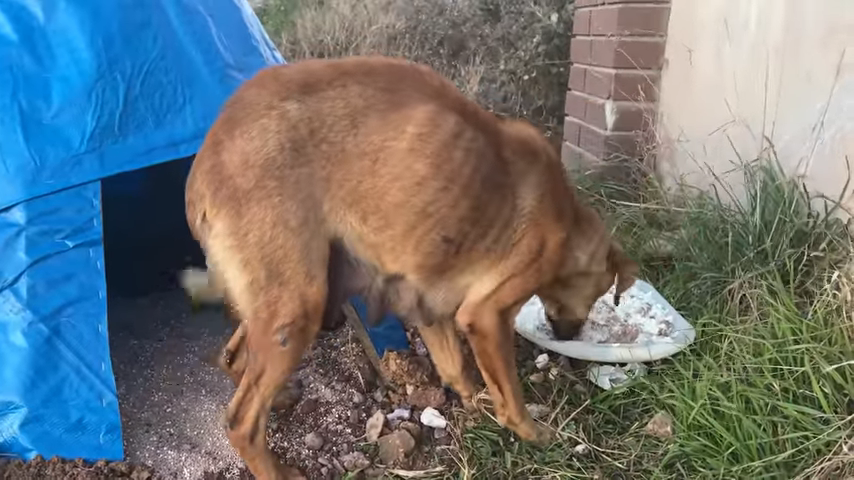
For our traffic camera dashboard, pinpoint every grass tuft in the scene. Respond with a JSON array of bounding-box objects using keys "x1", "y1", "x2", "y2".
[{"x1": 454, "y1": 158, "x2": 854, "y2": 479}]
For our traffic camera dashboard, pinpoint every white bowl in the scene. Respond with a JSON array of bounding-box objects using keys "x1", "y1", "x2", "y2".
[{"x1": 514, "y1": 279, "x2": 696, "y2": 363}]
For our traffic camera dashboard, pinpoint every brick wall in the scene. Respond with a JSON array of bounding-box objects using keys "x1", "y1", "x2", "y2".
[{"x1": 562, "y1": 0, "x2": 671, "y2": 172}]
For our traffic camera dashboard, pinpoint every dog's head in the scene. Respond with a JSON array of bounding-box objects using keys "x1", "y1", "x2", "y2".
[{"x1": 535, "y1": 207, "x2": 639, "y2": 341}]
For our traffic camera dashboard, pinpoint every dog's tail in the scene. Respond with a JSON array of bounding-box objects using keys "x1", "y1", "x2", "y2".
[{"x1": 179, "y1": 267, "x2": 226, "y2": 306}]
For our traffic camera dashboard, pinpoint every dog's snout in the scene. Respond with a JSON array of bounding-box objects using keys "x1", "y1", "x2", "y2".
[{"x1": 548, "y1": 318, "x2": 584, "y2": 341}]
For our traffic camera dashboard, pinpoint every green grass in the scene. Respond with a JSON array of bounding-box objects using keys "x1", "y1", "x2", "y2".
[{"x1": 448, "y1": 160, "x2": 854, "y2": 479}]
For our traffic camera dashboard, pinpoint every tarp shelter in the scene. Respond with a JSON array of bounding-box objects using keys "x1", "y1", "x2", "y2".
[{"x1": 0, "y1": 0, "x2": 283, "y2": 461}]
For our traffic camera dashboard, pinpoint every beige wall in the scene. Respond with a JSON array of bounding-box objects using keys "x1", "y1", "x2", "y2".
[{"x1": 656, "y1": 0, "x2": 854, "y2": 215}]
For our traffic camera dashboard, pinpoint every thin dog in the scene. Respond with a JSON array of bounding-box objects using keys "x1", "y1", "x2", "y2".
[{"x1": 185, "y1": 56, "x2": 638, "y2": 479}]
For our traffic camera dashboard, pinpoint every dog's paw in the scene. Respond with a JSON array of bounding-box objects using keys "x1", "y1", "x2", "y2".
[{"x1": 514, "y1": 420, "x2": 555, "y2": 446}]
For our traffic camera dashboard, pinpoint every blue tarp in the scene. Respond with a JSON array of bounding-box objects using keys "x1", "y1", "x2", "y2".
[{"x1": 0, "y1": 0, "x2": 282, "y2": 461}]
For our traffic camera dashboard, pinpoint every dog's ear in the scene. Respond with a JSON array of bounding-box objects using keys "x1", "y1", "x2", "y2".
[{"x1": 607, "y1": 241, "x2": 638, "y2": 306}]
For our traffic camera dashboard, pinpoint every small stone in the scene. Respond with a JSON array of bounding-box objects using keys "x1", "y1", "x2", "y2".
[
  {"x1": 338, "y1": 443, "x2": 352, "y2": 454},
  {"x1": 373, "y1": 388, "x2": 386, "y2": 403},
  {"x1": 332, "y1": 458, "x2": 346, "y2": 474},
  {"x1": 340, "y1": 451, "x2": 370, "y2": 471},
  {"x1": 298, "y1": 398, "x2": 319, "y2": 415},
  {"x1": 304, "y1": 432, "x2": 325, "y2": 450},
  {"x1": 405, "y1": 384, "x2": 416, "y2": 396},
  {"x1": 407, "y1": 387, "x2": 446, "y2": 409},
  {"x1": 399, "y1": 421, "x2": 421, "y2": 440},
  {"x1": 557, "y1": 356, "x2": 573, "y2": 371},
  {"x1": 644, "y1": 411, "x2": 674, "y2": 439},
  {"x1": 387, "y1": 407, "x2": 411, "y2": 422},
  {"x1": 528, "y1": 372, "x2": 545, "y2": 383},
  {"x1": 131, "y1": 471, "x2": 152, "y2": 480},
  {"x1": 420, "y1": 407, "x2": 448, "y2": 429},
  {"x1": 413, "y1": 337, "x2": 428, "y2": 356},
  {"x1": 366, "y1": 410, "x2": 386, "y2": 442},
  {"x1": 365, "y1": 467, "x2": 386, "y2": 479},
  {"x1": 352, "y1": 391, "x2": 366, "y2": 404},
  {"x1": 317, "y1": 457, "x2": 332, "y2": 467},
  {"x1": 320, "y1": 467, "x2": 329, "y2": 477},
  {"x1": 525, "y1": 403, "x2": 550, "y2": 420},
  {"x1": 535, "y1": 353, "x2": 550, "y2": 370},
  {"x1": 573, "y1": 443, "x2": 589, "y2": 455},
  {"x1": 349, "y1": 409, "x2": 361, "y2": 425},
  {"x1": 548, "y1": 366, "x2": 560, "y2": 380},
  {"x1": 433, "y1": 428, "x2": 448, "y2": 440},
  {"x1": 377, "y1": 430, "x2": 416, "y2": 464}
]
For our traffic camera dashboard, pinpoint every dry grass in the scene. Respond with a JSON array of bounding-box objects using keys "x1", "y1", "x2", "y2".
[{"x1": 257, "y1": 0, "x2": 574, "y2": 139}]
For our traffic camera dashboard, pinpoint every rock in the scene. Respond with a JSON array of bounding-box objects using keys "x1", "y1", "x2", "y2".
[
  {"x1": 387, "y1": 407, "x2": 411, "y2": 422},
  {"x1": 413, "y1": 337, "x2": 428, "y2": 356},
  {"x1": 340, "y1": 451, "x2": 371, "y2": 471},
  {"x1": 644, "y1": 411, "x2": 674, "y2": 439},
  {"x1": 573, "y1": 443, "x2": 589, "y2": 455},
  {"x1": 366, "y1": 410, "x2": 386, "y2": 442},
  {"x1": 131, "y1": 471, "x2": 152, "y2": 480},
  {"x1": 304, "y1": 432, "x2": 325, "y2": 451},
  {"x1": 535, "y1": 353, "x2": 550, "y2": 370},
  {"x1": 298, "y1": 398, "x2": 319, "y2": 415},
  {"x1": 420, "y1": 407, "x2": 448, "y2": 429},
  {"x1": 349, "y1": 409, "x2": 361, "y2": 425},
  {"x1": 433, "y1": 427, "x2": 451, "y2": 446},
  {"x1": 407, "y1": 387, "x2": 446, "y2": 409},
  {"x1": 526, "y1": 403, "x2": 551, "y2": 420},
  {"x1": 332, "y1": 458, "x2": 346, "y2": 474},
  {"x1": 377, "y1": 430, "x2": 416, "y2": 465},
  {"x1": 528, "y1": 372, "x2": 545, "y2": 383},
  {"x1": 372, "y1": 388, "x2": 386, "y2": 403},
  {"x1": 320, "y1": 466, "x2": 329, "y2": 477},
  {"x1": 365, "y1": 467, "x2": 386, "y2": 479},
  {"x1": 317, "y1": 457, "x2": 332, "y2": 467},
  {"x1": 399, "y1": 421, "x2": 422, "y2": 440},
  {"x1": 352, "y1": 391, "x2": 366, "y2": 404}
]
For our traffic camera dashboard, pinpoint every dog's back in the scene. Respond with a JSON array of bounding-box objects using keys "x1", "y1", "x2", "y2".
[{"x1": 186, "y1": 56, "x2": 569, "y2": 317}]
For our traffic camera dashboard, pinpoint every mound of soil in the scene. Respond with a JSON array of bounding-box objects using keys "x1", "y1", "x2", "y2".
[{"x1": 0, "y1": 456, "x2": 155, "y2": 480}]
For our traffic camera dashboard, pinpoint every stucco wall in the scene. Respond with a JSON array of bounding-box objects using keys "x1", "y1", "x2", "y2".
[{"x1": 656, "y1": 0, "x2": 854, "y2": 215}]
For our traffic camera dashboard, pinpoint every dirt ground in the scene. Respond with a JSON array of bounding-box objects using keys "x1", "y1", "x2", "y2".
[{"x1": 1, "y1": 288, "x2": 458, "y2": 479}]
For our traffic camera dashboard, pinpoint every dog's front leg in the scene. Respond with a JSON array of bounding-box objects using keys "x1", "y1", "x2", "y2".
[
  {"x1": 456, "y1": 298, "x2": 553, "y2": 445},
  {"x1": 415, "y1": 317, "x2": 477, "y2": 411}
]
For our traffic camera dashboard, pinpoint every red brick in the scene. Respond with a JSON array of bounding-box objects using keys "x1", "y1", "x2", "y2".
[
  {"x1": 563, "y1": 117, "x2": 582, "y2": 146},
  {"x1": 573, "y1": 9, "x2": 591, "y2": 35},
  {"x1": 578, "y1": 122, "x2": 642, "y2": 160},
  {"x1": 589, "y1": 37, "x2": 665, "y2": 69},
  {"x1": 568, "y1": 65, "x2": 586, "y2": 91},
  {"x1": 590, "y1": 5, "x2": 670, "y2": 36},
  {"x1": 575, "y1": 0, "x2": 605, "y2": 7},
  {"x1": 564, "y1": 91, "x2": 588, "y2": 121},
  {"x1": 566, "y1": 90, "x2": 655, "y2": 132},
  {"x1": 569, "y1": 38, "x2": 593, "y2": 64},
  {"x1": 561, "y1": 141, "x2": 599, "y2": 170},
  {"x1": 612, "y1": 69, "x2": 659, "y2": 100},
  {"x1": 605, "y1": 0, "x2": 670, "y2": 4},
  {"x1": 580, "y1": 66, "x2": 658, "y2": 101}
]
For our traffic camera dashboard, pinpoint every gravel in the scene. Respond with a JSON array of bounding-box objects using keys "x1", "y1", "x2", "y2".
[{"x1": 108, "y1": 290, "x2": 244, "y2": 479}]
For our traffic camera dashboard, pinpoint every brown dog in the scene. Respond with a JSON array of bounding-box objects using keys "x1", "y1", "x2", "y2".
[
  {"x1": 184, "y1": 240, "x2": 434, "y2": 412},
  {"x1": 185, "y1": 56, "x2": 638, "y2": 479}
]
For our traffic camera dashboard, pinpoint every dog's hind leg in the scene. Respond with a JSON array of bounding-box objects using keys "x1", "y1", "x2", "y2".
[{"x1": 211, "y1": 224, "x2": 328, "y2": 479}]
